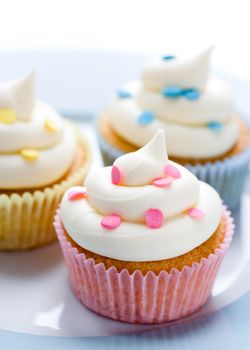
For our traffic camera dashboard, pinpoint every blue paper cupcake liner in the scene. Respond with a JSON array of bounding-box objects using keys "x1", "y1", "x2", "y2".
[
  {"x1": 98, "y1": 132, "x2": 250, "y2": 210},
  {"x1": 186, "y1": 148, "x2": 250, "y2": 210}
]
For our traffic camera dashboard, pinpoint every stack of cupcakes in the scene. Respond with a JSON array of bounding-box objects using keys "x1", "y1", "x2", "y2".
[
  {"x1": 0, "y1": 49, "x2": 242, "y2": 325},
  {"x1": 0, "y1": 72, "x2": 90, "y2": 250},
  {"x1": 98, "y1": 48, "x2": 250, "y2": 208},
  {"x1": 55, "y1": 130, "x2": 234, "y2": 324}
]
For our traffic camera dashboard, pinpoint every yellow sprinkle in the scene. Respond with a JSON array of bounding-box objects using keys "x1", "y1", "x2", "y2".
[
  {"x1": 44, "y1": 119, "x2": 57, "y2": 132},
  {"x1": 0, "y1": 108, "x2": 17, "y2": 124},
  {"x1": 20, "y1": 149, "x2": 39, "y2": 161}
]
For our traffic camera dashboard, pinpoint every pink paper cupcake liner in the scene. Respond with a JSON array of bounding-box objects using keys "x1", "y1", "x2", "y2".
[{"x1": 54, "y1": 207, "x2": 234, "y2": 324}]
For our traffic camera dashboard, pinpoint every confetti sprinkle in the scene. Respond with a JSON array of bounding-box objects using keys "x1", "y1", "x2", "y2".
[
  {"x1": 20, "y1": 149, "x2": 39, "y2": 161},
  {"x1": 162, "y1": 55, "x2": 176, "y2": 60},
  {"x1": 101, "y1": 214, "x2": 121, "y2": 230},
  {"x1": 44, "y1": 119, "x2": 58, "y2": 132},
  {"x1": 162, "y1": 86, "x2": 182, "y2": 98},
  {"x1": 111, "y1": 166, "x2": 122, "y2": 185},
  {"x1": 182, "y1": 88, "x2": 200, "y2": 100},
  {"x1": 188, "y1": 208, "x2": 205, "y2": 219},
  {"x1": 117, "y1": 89, "x2": 132, "y2": 98},
  {"x1": 145, "y1": 209, "x2": 164, "y2": 229},
  {"x1": 152, "y1": 177, "x2": 173, "y2": 188},
  {"x1": 162, "y1": 86, "x2": 200, "y2": 100},
  {"x1": 164, "y1": 164, "x2": 181, "y2": 179},
  {"x1": 68, "y1": 188, "x2": 87, "y2": 201},
  {"x1": 207, "y1": 121, "x2": 223, "y2": 132},
  {"x1": 137, "y1": 111, "x2": 155, "y2": 125},
  {"x1": 0, "y1": 108, "x2": 17, "y2": 124}
]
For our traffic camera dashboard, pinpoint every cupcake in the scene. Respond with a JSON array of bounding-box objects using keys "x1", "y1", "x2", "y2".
[
  {"x1": 0, "y1": 72, "x2": 90, "y2": 250},
  {"x1": 55, "y1": 129, "x2": 234, "y2": 324},
  {"x1": 98, "y1": 47, "x2": 250, "y2": 208}
]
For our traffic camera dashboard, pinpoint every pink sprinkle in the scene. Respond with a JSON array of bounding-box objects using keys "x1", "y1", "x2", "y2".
[
  {"x1": 164, "y1": 164, "x2": 181, "y2": 179},
  {"x1": 101, "y1": 214, "x2": 121, "y2": 230},
  {"x1": 145, "y1": 209, "x2": 164, "y2": 229},
  {"x1": 68, "y1": 188, "x2": 87, "y2": 201},
  {"x1": 152, "y1": 177, "x2": 173, "y2": 188},
  {"x1": 111, "y1": 166, "x2": 122, "y2": 185},
  {"x1": 188, "y1": 208, "x2": 205, "y2": 219}
]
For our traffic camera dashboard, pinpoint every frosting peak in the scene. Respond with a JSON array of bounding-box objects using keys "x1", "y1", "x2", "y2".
[
  {"x1": 0, "y1": 71, "x2": 35, "y2": 121},
  {"x1": 142, "y1": 46, "x2": 212, "y2": 92},
  {"x1": 85, "y1": 130, "x2": 200, "y2": 224},
  {"x1": 0, "y1": 72, "x2": 76, "y2": 189},
  {"x1": 113, "y1": 129, "x2": 167, "y2": 186}
]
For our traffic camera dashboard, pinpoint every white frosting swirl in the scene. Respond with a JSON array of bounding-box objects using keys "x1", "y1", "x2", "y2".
[
  {"x1": 61, "y1": 130, "x2": 222, "y2": 261},
  {"x1": 136, "y1": 77, "x2": 235, "y2": 125},
  {"x1": 0, "y1": 73, "x2": 76, "y2": 189},
  {"x1": 0, "y1": 127, "x2": 76, "y2": 189},
  {"x1": 106, "y1": 48, "x2": 239, "y2": 159},
  {"x1": 109, "y1": 96, "x2": 238, "y2": 159}
]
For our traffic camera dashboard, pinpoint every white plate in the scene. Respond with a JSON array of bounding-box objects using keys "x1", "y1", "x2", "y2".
[{"x1": 1, "y1": 124, "x2": 250, "y2": 337}]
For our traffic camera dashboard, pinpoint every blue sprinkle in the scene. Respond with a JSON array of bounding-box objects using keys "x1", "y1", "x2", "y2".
[
  {"x1": 137, "y1": 111, "x2": 155, "y2": 125},
  {"x1": 162, "y1": 86, "x2": 182, "y2": 98},
  {"x1": 182, "y1": 88, "x2": 200, "y2": 100},
  {"x1": 117, "y1": 89, "x2": 132, "y2": 98},
  {"x1": 207, "y1": 121, "x2": 223, "y2": 132},
  {"x1": 162, "y1": 55, "x2": 176, "y2": 60}
]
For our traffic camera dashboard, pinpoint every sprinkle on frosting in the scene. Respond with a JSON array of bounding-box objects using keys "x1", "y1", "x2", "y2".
[
  {"x1": 162, "y1": 55, "x2": 176, "y2": 60},
  {"x1": 162, "y1": 86, "x2": 182, "y2": 98},
  {"x1": 188, "y1": 208, "x2": 205, "y2": 219},
  {"x1": 207, "y1": 121, "x2": 223, "y2": 132},
  {"x1": 101, "y1": 214, "x2": 122, "y2": 230},
  {"x1": 164, "y1": 164, "x2": 181, "y2": 179},
  {"x1": 145, "y1": 209, "x2": 164, "y2": 229},
  {"x1": 68, "y1": 188, "x2": 87, "y2": 201},
  {"x1": 152, "y1": 177, "x2": 173, "y2": 188},
  {"x1": 137, "y1": 111, "x2": 155, "y2": 125},
  {"x1": 162, "y1": 86, "x2": 200, "y2": 100},
  {"x1": 182, "y1": 88, "x2": 200, "y2": 100},
  {"x1": 0, "y1": 108, "x2": 17, "y2": 124},
  {"x1": 111, "y1": 166, "x2": 122, "y2": 185},
  {"x1": 20, "y1": 149, "x2": 39, "y2": 161},
  {"x1": 44, "y1": 118, "x2": 58, "y2": 132},
  {"x1": 117, "y1": 89, "x2": 132, "y2": 99}
]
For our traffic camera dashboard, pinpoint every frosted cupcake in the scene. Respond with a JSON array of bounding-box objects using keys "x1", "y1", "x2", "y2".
[
  {"x1": 0, "y1": 72, "x2": 90, "y2": 250},
  {"x1": 98, "y1": 48, "x2": 250, "y2": 208},
  {"x1": 55, "y1": 130, "x2": 234, "y2": 324}
]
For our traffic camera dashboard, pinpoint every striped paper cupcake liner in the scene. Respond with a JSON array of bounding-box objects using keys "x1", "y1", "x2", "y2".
[
  {"x1": 187, "y1": 147, "x2": 250, "y2": 209},
  {"x1": 54, "y1": 207, "x2": 234, "y2": 324}
]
